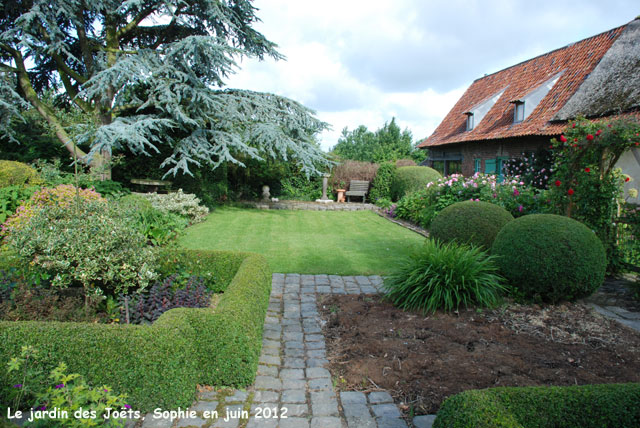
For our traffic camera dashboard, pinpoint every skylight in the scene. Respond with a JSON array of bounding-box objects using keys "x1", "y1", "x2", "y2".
[{"x1": 464, "y1": 89, "x2": 505, "y2": 131}]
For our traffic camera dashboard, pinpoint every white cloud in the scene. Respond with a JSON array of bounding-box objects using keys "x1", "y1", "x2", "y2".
[{"x1": 225, "y1": 0, "x2": 636, "y2": 150}]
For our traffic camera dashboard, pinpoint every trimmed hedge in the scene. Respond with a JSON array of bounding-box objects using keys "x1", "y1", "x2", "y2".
[
  {"x1": 430, "y1": 201, "x2": 514, "y2": 250},
  {"x1": 391, "y1": 166, "x2": 441, "y2": 200},
  {"x1": 491, "y1": 214, "x2": 606, "y2": 303},
  {"x1": 0, "y1": 250, "x2": 271, "y2": 412},
  {"x1": 434, "y1": 383, "x2": 640, "y2": 428}
]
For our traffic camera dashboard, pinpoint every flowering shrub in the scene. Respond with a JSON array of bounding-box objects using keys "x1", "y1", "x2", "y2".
[
  {"x1": 503, "y1": 150, "x2": 553, "y2": 189},
  {"x1": 394, "y1": 173, "x2": 550, "y2": 228},
  {"x1": 3, "y1": 201, "x2": 156, "y2": 297},
  {"x1": 549, "y1": 117, "x2": 640, "y2": 272},
  {"x1": 0, "y1": 185, "x2": 40, "y2": 224},
  {"x1": 1, "y1": 184, "x2": 105, "y2": 237},
  {"x1": 138, "y1": 189, "x2": 209, "y2": 224}
]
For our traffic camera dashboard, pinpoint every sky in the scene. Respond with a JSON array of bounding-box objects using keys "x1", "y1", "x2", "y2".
[{"x1": 225, "y1": 1, "x2": 637, "y2": 152}]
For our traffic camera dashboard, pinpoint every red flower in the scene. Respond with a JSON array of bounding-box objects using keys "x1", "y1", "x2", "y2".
[
  {"x1": 572, "y1": 144, "x2": 577, "y2": 147},
  {"x1": 574, "y1": 138, "x2": 578, "y2": 142},
  {"x1": 596, "y1": 129, "x2": 602, "y2": 136},
  {"x1": 559, "y1": 135, "x2": 567, "y2": 143},
  {"x1": 626, "y1": 177, "x2": 631, "y2": 182},
  {"x1": 568, "y1": 189, "x2": 574, "y2": 196},
  {"x1": 585, "y1": 167, "x2": 591, "y2": 172},
  {"x1": 572, "y1": 123, "x2": 576, "y2": 128},
  {"x1": 586, "y1": 134, "x2": 594, "y2": 141},
  {"x1": 555, "y1": 180, "x2": 561, "y2": 187}
]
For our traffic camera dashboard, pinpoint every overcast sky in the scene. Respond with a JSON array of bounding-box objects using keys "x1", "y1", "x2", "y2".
[{"x1": 225, "y1": 1, "x2": 637, "y2": 151}]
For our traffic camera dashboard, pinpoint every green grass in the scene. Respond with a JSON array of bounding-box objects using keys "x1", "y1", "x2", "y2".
[{"x1": 178, "y1": 208, "x2": 425, "y2": 275}]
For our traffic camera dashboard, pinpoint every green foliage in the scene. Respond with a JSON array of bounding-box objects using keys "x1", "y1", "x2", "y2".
[
  {"x1": 0, "y1": 186, "x2": 40, "y2": 224},
  {"x1": 369, "y1": 162, "x2": 396, "y2": 202},
  {"x1": 138, "y1": 190, "x2": 209, "y2": 225},
  {"x1": 130, "y1": 207, "x2": 188, "y2": 247},
  {"x1": 4, "y1": 200, "x2": 156, "y2": 297},
  {"x1": 7, "y1": 351, "x2": 128, "y2": 427},
  {"x1": 391, "y1": 166, "x2": 441, "y2": 200},
  {"x1": 383, "y1": 240, "x2": 506, "y2": 313},
  {"x1": 491, "y1": 214, "x2": 607, "y2": 303},
  {"x1": 430, "y1": 201, "x2": 514, "y2": 250},
  {"x1": 549, "y1": 118, "x2": 640, "y2": 272},
  {"x1": 619, "y1": 203, "x2": 640, "y2": 269},
  {"x1": 279, "y1": 175, "x2": 323, "y2": 201},
  {"x1": 0, "y1": 250, "x2": 271, "y2": 412},
  {"x1": 331, "y1": 118, "x2": 414, "y2": 163},
  {"x1": 0, "y1": 161, "x2": 41, "y2": 188},
  {"x1": 433, "y1": 383, "x2": 640, "y2": 428}
]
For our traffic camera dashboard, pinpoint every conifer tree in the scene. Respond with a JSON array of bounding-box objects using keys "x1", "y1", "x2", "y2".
[{"x1": 0, "y1": 0, "x2": 330, "y2": 178}]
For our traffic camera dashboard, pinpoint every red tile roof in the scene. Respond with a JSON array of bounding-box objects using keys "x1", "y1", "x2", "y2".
[{"x1": 419, "y1": 25, "x2": 626, "y2": 148}]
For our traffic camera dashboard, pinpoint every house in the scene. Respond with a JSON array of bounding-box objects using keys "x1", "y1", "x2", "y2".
[{"x1": 418, "y1": 18, "x2": 640, "y2": 201}]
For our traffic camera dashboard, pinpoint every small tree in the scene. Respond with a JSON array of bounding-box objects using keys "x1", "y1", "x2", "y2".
[
  {"x1": 331, "y1": 118, "x2": 414, "y2": 163},
  {"x1": 549, "y1": 117, "x2": 640, "y2": 271},
  {"x1": 0, "y1": 0, "x2": 330, "y2": 179}
]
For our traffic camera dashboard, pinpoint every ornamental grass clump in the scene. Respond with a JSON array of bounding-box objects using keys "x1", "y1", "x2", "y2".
[{"x1": 383, "y1": 239, "x2": 506, "y2": 314}]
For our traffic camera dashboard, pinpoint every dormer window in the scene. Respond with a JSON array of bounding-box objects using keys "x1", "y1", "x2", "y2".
[
  {"x1": 465, "y1": 112, "x2": 474, "y2": 131},
  {"x1": 513, "y1": 101, "x2": 525, "y2": 123}
]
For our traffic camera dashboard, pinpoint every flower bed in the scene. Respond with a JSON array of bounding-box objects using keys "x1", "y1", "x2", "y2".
[{"x1": 0, "y1": 249, "x2": 271, "y2": 412}]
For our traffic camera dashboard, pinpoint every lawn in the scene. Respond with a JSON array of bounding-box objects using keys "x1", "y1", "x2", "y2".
[{"x1": 178, "y1": 208, "x2": 425, "y2": 275}]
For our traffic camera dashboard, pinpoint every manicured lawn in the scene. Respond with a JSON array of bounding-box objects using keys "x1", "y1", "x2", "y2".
[{"x1": 178, "y1": 208, "x2": 425, "y2": 275}]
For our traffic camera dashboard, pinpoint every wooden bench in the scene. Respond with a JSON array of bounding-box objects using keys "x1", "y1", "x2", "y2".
[
  {"x1": 345, "y1": 180, "x2": 369, "y2": 203},
  {"x1": 130, "y1": 178, "x2": 172, "y2": 193}
]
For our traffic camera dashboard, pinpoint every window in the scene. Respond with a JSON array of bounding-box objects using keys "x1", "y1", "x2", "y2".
[
  {"x1": 514, "y1": 101, "x2": 525, "y2": 123},
  {"x1": 465, "y1": 112, "x2": 474, "y2": 131},
  {"x1": 484, "y1": 159, "x2": 497, "y2": 174},
  {"x1": 447, "y1": 161, "x2": 462, "y2": 175},
  {"x1": 432, "y1": 161, "x2": 445, "y2": 176},
  {"x1": 474, "y1": 159, "x2": 481, "y2": 174}
]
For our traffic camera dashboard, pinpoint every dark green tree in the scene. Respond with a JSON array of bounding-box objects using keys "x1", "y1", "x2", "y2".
[{"x1": 331, "y1": 118, "x2": 422, "y2": 163}]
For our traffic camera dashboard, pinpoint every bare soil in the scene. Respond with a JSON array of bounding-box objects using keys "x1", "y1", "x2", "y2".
[{"x1": 318, "y1": 294, "x2": 640, "y2": 416}]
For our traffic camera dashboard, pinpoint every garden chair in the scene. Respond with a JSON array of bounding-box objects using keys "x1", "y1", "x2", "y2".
[{"x1": 345, "y1": 180, "x2": 369, "y2": 203}]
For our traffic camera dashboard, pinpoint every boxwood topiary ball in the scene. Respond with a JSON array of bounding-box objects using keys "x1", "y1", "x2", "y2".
[
  {"x1": 430, "y1": 201, "x2": 514, "y2": 250},
  {"x1": 391, "y1": 166, "x2": 441, "y2": 200},
  {"x1": 491, "y1": 214, "x2": 606, "y2": 303}
]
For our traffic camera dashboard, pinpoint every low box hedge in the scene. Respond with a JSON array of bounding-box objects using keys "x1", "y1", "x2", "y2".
[
  {"x1": 434, "y1": 383, "x2": 640, "y2": 428},
  {"x1": 0, "y1": 249, "x2": 271, "y2": 412}
]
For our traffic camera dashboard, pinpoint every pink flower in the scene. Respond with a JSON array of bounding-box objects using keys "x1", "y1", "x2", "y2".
[
  {"x1": 518, "y1": 205, "x2": 523, "y2": 212},
  {"x1": 513, "y1": 189, "x2": 520, "y2": 196}
]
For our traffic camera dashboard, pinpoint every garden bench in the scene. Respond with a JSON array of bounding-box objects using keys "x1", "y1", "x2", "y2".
[
  {"x1": 130, "y1": 178, "x2": 172, "y2": 193},
  {"x1": 345, "y1": 180, "x2": 369, "y2": 203}
]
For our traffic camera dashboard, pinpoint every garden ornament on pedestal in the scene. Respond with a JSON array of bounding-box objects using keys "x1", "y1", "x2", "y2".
[
  {"x1": 316, "y1": 173, "x2": 333, "y2": 203},
  {"x1": 262, "y1": 185, "x2": 270, "y2": 201}
]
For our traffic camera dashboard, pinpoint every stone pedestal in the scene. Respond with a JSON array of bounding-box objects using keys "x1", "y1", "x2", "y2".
[{"x1": 316, "y1": 173, "x2": 333, "y2": 203}]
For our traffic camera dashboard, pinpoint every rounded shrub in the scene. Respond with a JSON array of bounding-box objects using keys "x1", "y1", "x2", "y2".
[
  {"x1": 0, "y1": 160, "x2": 41, "y2": 188},
  {"x1": 391, "y1": 166, "x2": 441, "y2": 200},
  {"x1": 491, "y1": 214, "x2": 607, "y2": 303},
  {"x1": 369, "y1": 162, "x2": 396, "y2": 202},
  {"x1": 384, "y1": 239, "x2": 506, "y2": 313},
  {"x1": 430, "y1": 201, "x2": 514, "y2": 249}
]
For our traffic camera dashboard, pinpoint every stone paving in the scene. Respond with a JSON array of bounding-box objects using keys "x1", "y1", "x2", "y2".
[{"x1": 136, "y1": 273, "x2": 432, "y2": 428}]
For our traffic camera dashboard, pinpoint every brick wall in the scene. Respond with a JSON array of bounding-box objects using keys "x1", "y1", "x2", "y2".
[{"x1": 427, "y1": 136, "x2": 553, "y2": 176}]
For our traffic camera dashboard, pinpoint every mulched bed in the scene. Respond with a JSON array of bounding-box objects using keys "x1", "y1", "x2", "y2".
[{"x1": 318, "y1": 294, "x2": 640, "y2": 416}]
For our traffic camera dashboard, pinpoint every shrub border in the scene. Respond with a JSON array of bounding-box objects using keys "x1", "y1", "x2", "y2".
[
  {"x1": 0, "y1": 250, "x2": 271, "y2": 412},
  {"x1": 433, "y1": 383, "x2": 640, "y2": 428}
]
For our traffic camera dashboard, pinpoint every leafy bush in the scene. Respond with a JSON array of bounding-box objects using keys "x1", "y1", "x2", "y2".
[
  {"x1": 279, "y1": 175, "x2": 323, "y2": 201},
  {"x1": 4, "y1": 200, "x2": 156, "y2": 297},
  {"x1": 391, "y1": 166, "x2": 441, "y2": 200},
  {"x1": 329, "y1": 160, "x2": 378, "y2": 193},
  {"x1": 138, "y1": 189, "x2": 209, "y2": 224},
  {"x1": 492, "y1": 214, "x2": 606, "y2": 303},
  {"x1": 1, "y1": 184, "x2": 105, "y2": 237},
  {"x1": 0, "y1": 185, "x2": 40, "y2": 224},
  {"x1": 0, "y1": 250, "x2": 270, "y2": 412},
  {"x1": 383, "y1": 239, "x2": 506, "y2": 313},
  {"x1": 434, "y1": 383, "x2": 640, "y2": 428},
  {"x1": 119, "y1": 276, "x2": 213, "y2": 324},
  {"x1": 430, "y1": 201, "x2": 514, "y2": 250},
  {"x1": 6, "y1": 348, "x2": 129, "y2": 427},
  {"x1": 130, "y1": 206, "x2": 189, "y2": 246},
  {"x1": 369, "y1": 162, "x2": 396, "y2": 202},
  {"x1": 0, "y1": 160, "x2": 41, "y2": 188}
]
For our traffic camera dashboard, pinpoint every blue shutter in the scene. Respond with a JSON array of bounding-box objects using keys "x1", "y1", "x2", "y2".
[
  {"x1": 484, "y1": 159, "x2": 497, "y2": 174},
  {"x1": 474, "y1": 159, "x2": 481, "y2": 173}
]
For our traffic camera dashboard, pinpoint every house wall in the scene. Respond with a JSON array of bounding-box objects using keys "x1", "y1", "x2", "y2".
[
  {"x1": 617, "y1": 147, "x2": 640, "y2": 204},
  {"x1": 426, "y1": 136, "x2": 550, "y2": 176}
]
